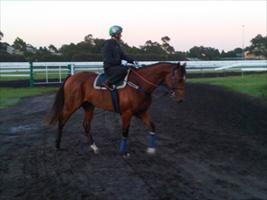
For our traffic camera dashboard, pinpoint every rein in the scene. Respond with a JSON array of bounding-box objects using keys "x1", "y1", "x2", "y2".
[
  {"x1": 130, "y1": 69, "x2": 158, "y2": 88},
  {"x1": 128, "y1": 66, "x2": 179, "y2": 97}
]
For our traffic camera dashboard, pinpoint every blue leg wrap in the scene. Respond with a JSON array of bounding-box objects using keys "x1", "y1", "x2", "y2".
[
  {"x1": 148, "y1": 133, "x2": 156, "y2": 148},
  {"x1": 119, "y1": 138, "x2": 128, "y2": 154}
]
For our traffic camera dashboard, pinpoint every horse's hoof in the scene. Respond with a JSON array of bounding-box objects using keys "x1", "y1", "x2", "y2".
[
  {"x1": 146, "y1": 147, "x2": 156, "y2": 155},
  {"x1": 56, "y1": 139, "x2": 61, "y2": 149},
  {"x1": 122, "y1": 152, "x2": 130, "y2": 158},
  {"x1": 90, "y1": 143, "x2": 99, "y2": 154}
]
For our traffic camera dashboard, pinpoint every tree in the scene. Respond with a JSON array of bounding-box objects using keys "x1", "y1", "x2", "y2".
[
  {"x1": 249, "y1": 34, "x2": 267, "y2": 56},
  {"x1": 13, "y1": 37, "x2": 27, "y2": 51},
  {"x1": 0, "y1": 30, "x2": 3, "y2": 41},
  {"x1": 161, "y1": 36, "x2": 175, "y2": 54},
  {"x1": 4, "y1": 32, "x2": 265, "y2": 62},
  {"x1": 141, "y1": 40, "x2": 166, "y2": 54},
  {"x1": 188, "y1": 46, "x2": 220, "y2": 60},
  {"x1": 84, "y1": 34, "x2": 95, "y2": 45},
  {"x1": 48, "y1": 44, "x2": 58, "y2": 53}
]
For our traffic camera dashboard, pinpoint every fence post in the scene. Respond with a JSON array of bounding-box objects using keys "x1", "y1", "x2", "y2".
[
  {"x1": 68, "y1": 64, "x2": 75, "y2": 75},
  {"x1": 68, "y1": 64, "x2": 71, "y2": 75},
  {"x1": 29, "y1": 62, "x2": 33, "y2": 87},
  {"x1": 71, "y1": 64, "x2": 75, "y2": 75}
]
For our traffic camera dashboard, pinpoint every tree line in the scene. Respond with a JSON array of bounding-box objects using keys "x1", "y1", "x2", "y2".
[{"x1": 0, "y1": 31, "x2": 266, "y2": 62}]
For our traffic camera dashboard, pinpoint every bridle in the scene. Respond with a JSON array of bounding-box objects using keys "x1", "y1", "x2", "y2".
[
  {"x1": 170, "y1": 66, "x2": 179, "y2": 91},
  {"x1": 171, "y1": 66, "x2": 186, "y2": 90},
  {"x1": 128, "y1": 65, "x2": 184, "y2": 97},
  {"x1": 162, "y1": 66, "x2": 183, "y2": 97}
]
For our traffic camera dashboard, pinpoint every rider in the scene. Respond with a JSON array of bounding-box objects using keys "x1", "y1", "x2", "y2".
[{"x1": 102, "y1": 25, "x2": 139, "y2": 90}]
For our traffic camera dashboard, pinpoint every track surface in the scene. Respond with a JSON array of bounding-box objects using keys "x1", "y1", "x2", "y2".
[{"x1": 0, "y1": 84, "x2": 267, "y2": 200}]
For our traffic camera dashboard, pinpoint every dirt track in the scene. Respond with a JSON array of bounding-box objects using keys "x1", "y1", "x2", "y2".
[{"x1": 0, "y1": 83, "x2": 267, "y2": 200}]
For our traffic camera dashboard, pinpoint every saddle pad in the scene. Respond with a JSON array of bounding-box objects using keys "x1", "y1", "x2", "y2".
[{"x1": 93, "y1": 70, "x2": 130, "y2": 90}]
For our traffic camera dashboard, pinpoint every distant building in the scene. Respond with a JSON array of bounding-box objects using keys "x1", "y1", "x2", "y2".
[
  {"x1": 51, "y1": 52, "x2": 63, "y2": 56},
  {"x1": 245, "y1": 51, "x2": 267, "y2": 60},
  {"x1": 235, "y1": 53, "x2": 243, "y2": 58},
  {"x1": 26, "y1": 44, "x2": 37, "y2": 53},
  {"x1": 6, "y1": 45, "x2": 23, "y2": 55},
  {"x1": 49, "y1": 48, "x2": 62, "y2": 56},
  {"x1": 1, "y1": 43, "x2": 38, "y2": 55},
  {"x1": 186, "y1": 57, "x2": 201, "y2": 61}
]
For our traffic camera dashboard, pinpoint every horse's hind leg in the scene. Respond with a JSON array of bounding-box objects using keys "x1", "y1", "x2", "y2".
[
  {"x1": 82, "y1": 102, "x2": 98, "y2": 154},
  {"x1": 56, "y1": 109, "x2": 75, "y2": 149},
  {"x1": 137, "y1": 112, "x2": 156, "y2": 154},
  {"x1": 56, "y1": 98, "x2": 82, "y2": 149}
]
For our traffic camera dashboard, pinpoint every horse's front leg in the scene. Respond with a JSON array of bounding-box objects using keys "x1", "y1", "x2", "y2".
[
  {"x1": 137, "y1": 112, "x2": 156, "y2": 154},
  {"x1": 120, "y1": 111, "x2": 132, "y2": 156}
]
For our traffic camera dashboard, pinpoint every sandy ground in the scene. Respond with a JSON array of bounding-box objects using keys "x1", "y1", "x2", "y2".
[{"x1": 0, "y1": 83, "x2": 267, "y2": 200}]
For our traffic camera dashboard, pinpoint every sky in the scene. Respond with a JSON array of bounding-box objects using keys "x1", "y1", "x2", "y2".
[{"x1": 0, "y1": 0, "x2": 266, "y2": 52}]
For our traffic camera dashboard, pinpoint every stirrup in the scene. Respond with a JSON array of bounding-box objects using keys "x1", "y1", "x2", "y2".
[{"x1": 103, "y1": 82, "x2": 115, "y2": 91}]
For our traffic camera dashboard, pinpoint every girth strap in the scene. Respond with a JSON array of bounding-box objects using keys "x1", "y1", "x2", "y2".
[{"x1": 127, "y1": 81, "x2": 150, "y2": 96}]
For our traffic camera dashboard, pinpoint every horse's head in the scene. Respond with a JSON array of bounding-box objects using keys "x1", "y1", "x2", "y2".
[{"x1": 163, "y1": 62, "x2": 186, "y2": 103}]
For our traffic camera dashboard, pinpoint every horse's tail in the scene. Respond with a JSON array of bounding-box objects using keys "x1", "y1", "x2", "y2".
[{"x1": 48, "y1": 75, "x2": 71, "y2": 125}]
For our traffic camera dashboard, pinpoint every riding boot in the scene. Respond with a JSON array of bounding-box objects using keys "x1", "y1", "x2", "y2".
[{"x1": 103, "y1": 80, "x2": 115, "y2": 91}]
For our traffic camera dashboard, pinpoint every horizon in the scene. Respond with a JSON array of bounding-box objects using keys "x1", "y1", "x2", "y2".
[{"x1": 0, "y1": 1, "x2": 266, "y2": 52}]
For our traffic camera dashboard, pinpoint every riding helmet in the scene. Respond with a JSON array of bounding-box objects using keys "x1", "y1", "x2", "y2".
[{"x1": 109, "y1": 25, "x2": 123, "y2": 36}]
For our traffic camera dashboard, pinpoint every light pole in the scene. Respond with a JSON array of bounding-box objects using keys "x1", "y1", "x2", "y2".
[{"x1": 242, "y1": 25, "x2": 245, "y2": 60}]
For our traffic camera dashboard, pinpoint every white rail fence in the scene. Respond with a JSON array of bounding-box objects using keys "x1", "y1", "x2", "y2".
[{"x1": 0, "y1": 60, "x2": 266, "y2": 87}]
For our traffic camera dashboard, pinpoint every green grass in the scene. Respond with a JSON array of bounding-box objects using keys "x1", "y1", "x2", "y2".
[
  {"x1": 189, "y1": 73, "x2": 267, "y2": 100},
  {"x1": 0, "y1": 72, "x2": 69, "y2": 81},
  {"x1": 0, "y1": 87, "x2": 57, "y2": 109}
]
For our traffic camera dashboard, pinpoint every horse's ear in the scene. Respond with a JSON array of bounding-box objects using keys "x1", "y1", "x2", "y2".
[
  {"x1": 176, "y1": 62, "x2": 181, "y2": 68},
  {"x1": 181, "y1": 62, "x2": 186, "y2": 75},
  {"x1": 176, "y1": 62, "x2": 186, "y2": 69}
]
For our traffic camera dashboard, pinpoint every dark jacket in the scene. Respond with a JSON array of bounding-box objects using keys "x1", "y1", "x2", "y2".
[{"x1": 102, "y1": 39, "x2": 134, "y2": 68}]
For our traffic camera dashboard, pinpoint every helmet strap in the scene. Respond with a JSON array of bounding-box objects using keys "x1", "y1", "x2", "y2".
[{"x1": 113, "y1": 34, "x2": 121, "y2": 40}]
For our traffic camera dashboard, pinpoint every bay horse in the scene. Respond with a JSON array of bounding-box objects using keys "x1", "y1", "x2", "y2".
[{"x1": 48, "y1": 62, "x2": 186, "y2": 156}]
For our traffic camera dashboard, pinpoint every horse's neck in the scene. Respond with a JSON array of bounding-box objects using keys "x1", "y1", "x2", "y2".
[{"x1": 136, "y1": 64, "x2": 170, "y2": 92}]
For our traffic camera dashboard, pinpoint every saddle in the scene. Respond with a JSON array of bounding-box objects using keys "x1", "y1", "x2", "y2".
[
  {"x1": 93, "y1": 70, "x2": 131, "y2": 114},
  {"x1": 93, "y1": 70, "x2": 130, "y2": 90}
]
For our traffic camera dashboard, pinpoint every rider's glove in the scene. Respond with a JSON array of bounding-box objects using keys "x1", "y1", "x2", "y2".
[{"x1": 133, "y1": 61, "x2": 141, "y2": 68}]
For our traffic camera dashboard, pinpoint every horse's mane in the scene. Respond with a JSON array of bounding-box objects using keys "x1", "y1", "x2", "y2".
[
  {"x1": 136, "y1": 61, "x2": 186, "y2": 77},
  {"x1": 137, "y1": 62, "x2": 175, "y2": 70}
]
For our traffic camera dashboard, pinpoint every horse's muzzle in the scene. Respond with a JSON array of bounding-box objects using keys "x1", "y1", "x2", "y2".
[
  {"x1": 176, "y1": 99, "x2": 184, "y2": 104},
  {"x1": 170, "y1": 91, "x2": 184, "y2": 104}
]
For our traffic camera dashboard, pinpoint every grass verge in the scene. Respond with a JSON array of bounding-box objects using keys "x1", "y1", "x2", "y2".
[
  {"x1": 0, "y1": 87, "x2": 57, "y2": 109},
  {"x1": 188, "y1": 73, "x2": 267, "y2": 101},
  {"x1": 0, "y1": 72, "x2": 69, "y2": 81}
]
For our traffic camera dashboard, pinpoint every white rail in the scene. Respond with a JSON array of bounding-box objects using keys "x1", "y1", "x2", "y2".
[
  {"x1": 241, "y1": 68, "x2": 267, "y2": 71},
  {"x1": 0, "y1": 61, "x2": 266, "y2": 86}
]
